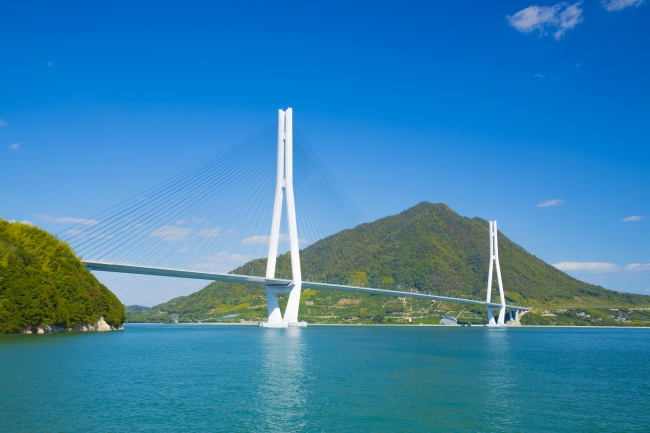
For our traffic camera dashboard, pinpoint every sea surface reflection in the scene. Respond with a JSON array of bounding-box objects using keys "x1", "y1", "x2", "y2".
[{"x1": 256, "y1": 328, "x2": 308, "y2": 431}]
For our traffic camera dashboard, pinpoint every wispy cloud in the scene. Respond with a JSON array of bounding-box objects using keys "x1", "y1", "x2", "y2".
[
  {"x1": 198, "y1": 228, "x2": 222, "y2": 238},
  {"x1": 188, "y1": 252, "x2": 258, "y2": 273},
  {"x1": 241, "y1": 235, "x2": 271, "y2": 245},
  {"x1": 623, "y1": 215, "x2": 644, "y2": 222},
  {"x1": 10, "y1": 143, "x2": 20, "y2": 150},
  {"x1": 46, "y1": 61, "x2": 53, "y2": 67},
  {"x1": 37, "y1": 213, "x2": 99, "y2": 226},
  {"x1": 554, "y1": 262, "x2": 621, "y2": 272},
  {"x1": 507, "y1": 2, "x2": 584, "y2": 40},
  {"x1": 149, "y1": 225, "x2": 193, "y2": 242},
  {"x1": 602, "y1": 0, "x2": 644, "y2": 11},
  {"x1": 241, "y1": 234, "x2": 309, "y2": 246},
  {"x1": 554, "y1": 261, "x2": 650, "y2": 273},
  {"x1": 533, "y1": 73, "x2": 546, "y2": 78},
  {"x1": 538, "y1": 198, "x2": 565, "y2": 208},
  {"x1": 625, "y1": 263, "x2": 650, "y2": 272},
  {"x1": 8, "y1": 220, "x2": 34, "y2": 226},
  {"x1": 0, "y1": 120, "x2": 6, "y2": 127}
]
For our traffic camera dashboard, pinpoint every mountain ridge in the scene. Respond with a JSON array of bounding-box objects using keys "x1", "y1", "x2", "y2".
[{"x1": 126, "y1": 202, "x2": 650, "y2": 325}]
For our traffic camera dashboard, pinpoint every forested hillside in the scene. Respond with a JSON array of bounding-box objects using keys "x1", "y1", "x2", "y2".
[
  {"x1": 0, "y1": 219, "x2": 125, "y2": 333},
  {"x1": 128, "y1": 203, "x2": 650, "y2": 325}
]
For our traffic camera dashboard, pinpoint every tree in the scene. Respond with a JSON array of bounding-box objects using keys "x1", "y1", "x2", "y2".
[{"x1": 350, "y1": 271, "x2": 367, "y2": 286}]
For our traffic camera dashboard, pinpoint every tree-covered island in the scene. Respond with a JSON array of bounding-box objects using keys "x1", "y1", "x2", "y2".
[{"x1": 0, "y1": 219, "x2": 125, "y2": 334}]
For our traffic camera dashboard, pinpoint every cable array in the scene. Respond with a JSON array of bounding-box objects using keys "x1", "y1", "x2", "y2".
[{"x1": 60, "y1": 122, "x2": 365, "y2": 277}]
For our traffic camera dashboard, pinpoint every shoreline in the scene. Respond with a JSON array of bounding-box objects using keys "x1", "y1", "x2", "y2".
[{"x1": 123, "y1": 322, "x2": 650, "y2": 329}]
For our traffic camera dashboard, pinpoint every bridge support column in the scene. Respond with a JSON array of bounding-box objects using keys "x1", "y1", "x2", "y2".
[
  {"x1": 265, "y1": 287, "x2": 284, "y2": 325},
  {"x1": 486, "y1": 221, "x2": 506, "y2": 327},
  {"x1": 260, "y1": 108, "x2": 307, "y2": 328}
]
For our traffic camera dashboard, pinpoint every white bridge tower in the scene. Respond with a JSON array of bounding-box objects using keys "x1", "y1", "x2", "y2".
[
  {"x1": 486, "y1": 221, "x2": 507, "y2": 326},
  {"x1": 260, "y1": 108, "x2": 307, "y2": 328}
]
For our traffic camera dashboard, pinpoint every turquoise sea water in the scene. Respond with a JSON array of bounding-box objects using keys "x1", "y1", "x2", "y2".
[{"x1": 1, "y1": 325, "x2": 649, "y2": 432}]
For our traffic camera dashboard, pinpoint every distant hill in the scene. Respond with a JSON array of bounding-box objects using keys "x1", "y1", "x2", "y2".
[
  {"x1": 0, "y1": 219, "x2": 126, "y2": 333},
  {"x1": 125, "y1": 297, "x2": 186, "y2": 322},
  {"x1": 127, "y1": 202, "x2": 650, "y2": 325}
]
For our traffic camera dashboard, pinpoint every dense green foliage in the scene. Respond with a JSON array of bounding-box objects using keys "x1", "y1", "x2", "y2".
[
  {"x1": 127, "y1": 202, "x2": 650, "y2": 325},
  {"x1": 295, "y1": 202, "x2": 649, "y2": 306},
  {"x1": 0, "y1": 219, "x2": 125, "y2": 333},
  {"x1": 521, "y1": 307, "x2": 650, "y2": 326}
]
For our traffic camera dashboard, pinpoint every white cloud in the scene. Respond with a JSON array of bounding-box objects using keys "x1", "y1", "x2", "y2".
[
  {"x1": 537, "y1": 198, "x2": 565, "y2": 208},
  {"x1": 534, "y1": 73, "x2": 546, "y2": 78},
  {"x1": 623, "y1": 215, "x2": 644, "y2": 222},
  {"x1": 10, "y1": 143, "x2": 20, "y2": 150},
  {"x1": 149, "y1": 225, "x2": 193, "y2": 241},
  {"x1": 602, "y1": 0, "x2": 644, "y2": 11},
  {"x1": 37, "y1": 214, "x2": 99, "y2": 226},
  {"x1": 554, "y1": 261, "x2": 650, "y2": 273},
  {"x1": 188, "y1": 252, "x2": 258, "y2": 273},
  {"x1": 9, "y1": 220, "x2": 34, "y2": 226},
  {"x1": 241, "y1": 234, "x2": 309, "y2": 245},
  {"x1": 179, "y1": 247, "x2": 191, "y2": 254},
  {"x1": 625, "y1": 263, "x2": 650, "y2": 272},
  {"x1": 554, "y1": 262, "x2": 622, "y2": 272},
  {"x1": 241, "y1": 235, "x2": 271, "y2": 245},
  {"x1": 507, "y1": 2, "x2": 584, "y2": 40},
  {"x1": 46, "y1": 61, "x2": 53, "y2": 67},
  {"x1": 0, "y1": 120, "x2": 6, "y2": 126},
  {"x1": 198, "y1": 227, "x2": 222, "y2": 238}
]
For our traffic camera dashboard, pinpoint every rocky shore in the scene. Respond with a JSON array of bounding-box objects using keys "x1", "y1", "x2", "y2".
[{"x1": 19, "y1": 316, "x2": 124, "y2": 334}]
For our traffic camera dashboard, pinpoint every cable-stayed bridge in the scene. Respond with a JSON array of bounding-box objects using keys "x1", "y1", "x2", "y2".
[{"x1": 63, "y1": 108, "x2": 529, "y2": 327}]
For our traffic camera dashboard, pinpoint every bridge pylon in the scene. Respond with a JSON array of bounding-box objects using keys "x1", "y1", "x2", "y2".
[
  {"x1": 485, "y1": 221, "x2": 507, "y2": 326},
  {"x1": 260, "y1": 108, "x2": 307, "y2": 328}
]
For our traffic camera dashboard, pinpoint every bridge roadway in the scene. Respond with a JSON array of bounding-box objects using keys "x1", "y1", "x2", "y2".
[{"x1": 83, "y1": 260, "x2": 530, "y2": 312}]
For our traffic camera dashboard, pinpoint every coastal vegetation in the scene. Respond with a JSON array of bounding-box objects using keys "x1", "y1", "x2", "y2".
[
  {"x1": 0, "y1": 219, "x2": 125, "y2": 333},
  {"x1": 126, "y1": 202, "x2": 650, "y2": 326}
]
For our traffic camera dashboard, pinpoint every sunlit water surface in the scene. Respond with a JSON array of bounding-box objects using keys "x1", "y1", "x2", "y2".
[{"x1": 1, "y1": 325, "x2": 649, "y2": 432}]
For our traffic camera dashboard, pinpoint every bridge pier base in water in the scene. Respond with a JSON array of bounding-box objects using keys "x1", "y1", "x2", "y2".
[{"x1": 259, "y1": 284, "x2": 307, "y2": 328}]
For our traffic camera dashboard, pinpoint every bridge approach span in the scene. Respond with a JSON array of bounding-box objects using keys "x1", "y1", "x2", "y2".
[{"x1": 82, "y1": 260, "x2": 530, "y2": 311}]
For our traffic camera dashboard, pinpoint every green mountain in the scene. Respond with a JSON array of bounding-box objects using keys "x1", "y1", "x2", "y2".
[
  {"x1": 0, "y1": 219, "x2": 126, "y2": 333},
  {"x1": 128, "y1": 203, "x2": 650, "y2": 326}
]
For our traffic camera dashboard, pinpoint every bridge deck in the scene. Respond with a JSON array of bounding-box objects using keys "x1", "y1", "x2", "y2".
[{"x1": 83, "y1": 261, "x2": 530, "y2": 311}]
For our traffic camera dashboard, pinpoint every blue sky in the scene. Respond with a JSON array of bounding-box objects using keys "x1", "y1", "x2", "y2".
[{"x1": 1, "y1": 0, "x2": 648, "y2": 305}]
